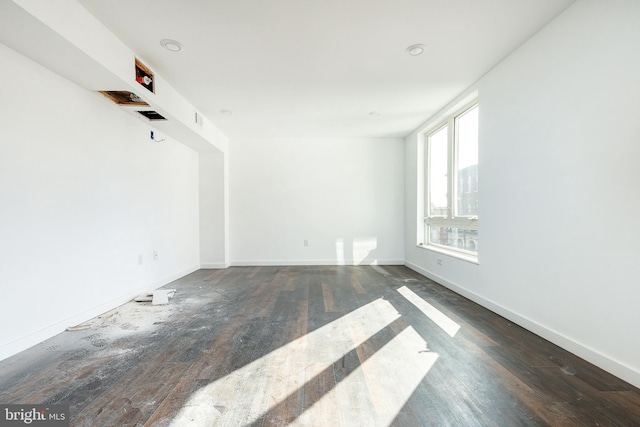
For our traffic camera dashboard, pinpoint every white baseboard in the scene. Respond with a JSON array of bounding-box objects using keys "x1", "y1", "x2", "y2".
[
  {"x1": 0, "y1": 264, "x2": 200, "y2": 363},
  {"x1": 230, "y1": 259, "x2": 405, "y2": 267},
  {"x1": 200, "y1": 263, "x2": 230, "y2": 269},
  {"x1": 404, "y1": 261, "x2": 640, "y2": 389}
]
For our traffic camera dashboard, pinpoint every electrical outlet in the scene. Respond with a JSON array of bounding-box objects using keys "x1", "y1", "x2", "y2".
[
  {"x1": 304, "y1": 239, "x2": 309, "y2": 247},
  {"x1": 138, "y1": 254, "x2": 144, "y2": 265},
  {"x1": 153, "y1": 250, "x2": 158, "y2": 261},
  {"x1": 437, "y1": 258, "x2": 442, "y2": 265}
]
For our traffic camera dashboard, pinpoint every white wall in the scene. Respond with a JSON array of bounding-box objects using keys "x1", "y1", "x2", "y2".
[
  {"x1": 0, "y1": 42, "x2": 201, "y2": 360},
  {"x1": 199, "y1": 150, "x2": 229, "y2": 268},
  {"x1": 230, "y1": 137, "x2": 404, "y2": 265},
  {"x1": 405, "y1": 0, "x2": 640, "y2": 387}
]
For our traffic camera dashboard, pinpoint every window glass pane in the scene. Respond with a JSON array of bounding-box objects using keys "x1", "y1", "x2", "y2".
[
  {"x1": 428, "y1": 126, "x2": 448, "y2": 217},
  {"x1": 428, "y1": 226, "x2": 478, "y2": 254},
  {"x1": 455, "y1": 105, "x2": 478, "y2": 217}
]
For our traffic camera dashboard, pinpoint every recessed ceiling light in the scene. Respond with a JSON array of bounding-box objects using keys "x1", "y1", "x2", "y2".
[
  {"x1": 406, "y1": 44, "x2": 425, "y2": 56},
  {"x1": 160, "y1": 39, "x2": 182, "y2": 52},
  {"x1": 220, "y1": 109, "x2": 233, "y2": 116}
]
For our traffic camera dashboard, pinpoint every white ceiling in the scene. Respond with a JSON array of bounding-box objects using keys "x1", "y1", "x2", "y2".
[{"x1": 79, "y1": 0, "x2": 575, "y2": 139}]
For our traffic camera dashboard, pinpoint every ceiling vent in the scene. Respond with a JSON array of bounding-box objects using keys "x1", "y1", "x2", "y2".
[
  {"x1": 137, "y1": 110, "x2": 167, "y2": 121},
  {"x1": 194, "y1": 110, "x2": 204, "y2": 128}
]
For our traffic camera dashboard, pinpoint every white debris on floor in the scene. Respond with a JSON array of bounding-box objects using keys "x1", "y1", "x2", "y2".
[
  {"x1": 66, "y1": 324, "x2": 92, "y2": 332},
  {"x1": 134, "y1": 289, "x2": 177, "y2": 305},
  {"x1": 61, "y1": 288, "x2": 181, "y2": 348}
]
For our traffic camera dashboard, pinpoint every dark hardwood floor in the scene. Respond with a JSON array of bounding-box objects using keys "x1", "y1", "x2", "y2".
[{"x1": 1, "y1": 266, "x2": 639, "y2": 426}]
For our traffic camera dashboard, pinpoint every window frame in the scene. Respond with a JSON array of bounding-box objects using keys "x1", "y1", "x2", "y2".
[{"x1": 421, "y1": 100, "x2": 479, "y2": 261}]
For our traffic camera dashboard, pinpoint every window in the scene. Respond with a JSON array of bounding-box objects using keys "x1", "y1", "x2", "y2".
[{"x1": 422, "y1": 102, "x2": 478, "y2": 260}]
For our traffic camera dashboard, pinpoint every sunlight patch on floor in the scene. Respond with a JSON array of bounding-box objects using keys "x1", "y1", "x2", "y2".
[
  {"x1": 170, "y1": 298, "x2": 401, "y2": 426},
  {"x1": 299, "y1": 325, "x2": 438, "y2": 426},
  {"x1": 397, "y1": 286, "x2": 461, "y2": 337}
]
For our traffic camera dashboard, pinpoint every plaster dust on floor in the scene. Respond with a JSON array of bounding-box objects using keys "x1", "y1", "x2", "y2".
[{"x1": 0, "y1": 273, "x2": 229, "y2": 411}]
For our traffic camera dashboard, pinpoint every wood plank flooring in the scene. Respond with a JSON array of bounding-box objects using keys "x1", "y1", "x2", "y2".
[{"x1": 1, "y1": 266, "x2": 639, "y2": 426}]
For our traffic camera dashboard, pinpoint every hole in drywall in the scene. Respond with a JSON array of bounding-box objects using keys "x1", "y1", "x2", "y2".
[
  {"x1": 98, "y1": 91, "x2": 148, "y2": 106},
  {"x1": 135, "y1": 58, "x2": 155, "y2": 93},
  {"x1": 137, "y1": 110, "x2": 167, "y2": 121}
]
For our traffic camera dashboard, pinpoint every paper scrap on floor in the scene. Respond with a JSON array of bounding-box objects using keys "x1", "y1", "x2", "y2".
[{"x1": 134, "y1": 289, "x2": 176, "y2": 305}]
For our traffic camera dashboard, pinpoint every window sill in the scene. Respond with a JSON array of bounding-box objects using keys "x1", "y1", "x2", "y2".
[{"x1": 417, "y1": 243, "x2": 479, "y2": 265}]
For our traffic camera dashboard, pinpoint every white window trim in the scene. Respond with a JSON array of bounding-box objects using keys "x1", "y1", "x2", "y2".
[
  {"x1": 419, "y1": 99, "x2": 479, "y2": 262},
  {"x1": 417, "y1": 242, "x2": 479, "y2": 264}
]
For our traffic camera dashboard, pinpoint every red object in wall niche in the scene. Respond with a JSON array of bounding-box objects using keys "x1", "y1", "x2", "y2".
[{"x1": 135, "y1": 58, "x2": 154, "y2": 93}]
